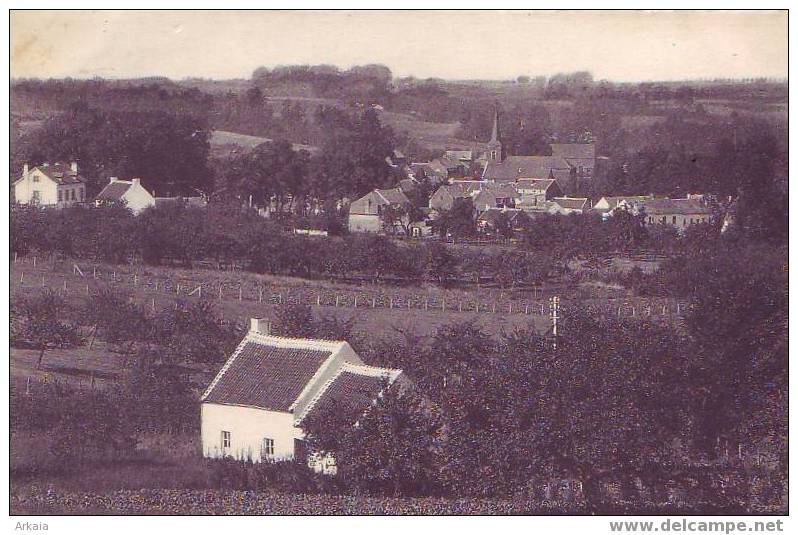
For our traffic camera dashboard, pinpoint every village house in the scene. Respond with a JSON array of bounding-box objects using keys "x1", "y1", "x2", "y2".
[
  {"x1": 550, "y1": 196, "x2": 591, "y2": 215},
  {"x1": 201, "y1": 319, "x2": 402, "y2": 470},
  {"x1": 154, "y1": 196, "x2": 208, "y2": 209},
  {"x1": 428, "y1": 181, "x2": 518, "y2": 215},
  {"x1": 347, "y1": 187, "x2": 412, "y2": 233},
  {"x1": 94, "y1": 177, "x2": 156, "y2": 215},
  {"x1": 516, "y1": 178, "x2": 563, "y2": 205},
  {"x1": 593, "y1": 195, "x2": 653, "y2": 216},
  {"x1": 641, "y1": 197, "x2": 713, "y2": 230},
  {"x1": 477, "y1": 207, "x2": 528, "y2": 235},
  {"x1": 12, "y1": 162, "x2": 86, "y2": 207}
]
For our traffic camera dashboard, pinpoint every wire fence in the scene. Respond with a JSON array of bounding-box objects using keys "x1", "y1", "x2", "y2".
[{"x1": 11, "y1": 254, "x2": 690, "y2": 321}]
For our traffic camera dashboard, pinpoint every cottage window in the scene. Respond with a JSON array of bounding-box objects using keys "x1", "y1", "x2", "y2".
[
  {"x1": 71, "y1": 189, "x2": 77, "y2": 201},
  {"x1": 261, "y1": 437, "x2": 275, "y2": 457},
  {"x1": 221, "y1": 431, "x2": 231, "y2": 449},
  {"x1": 31, "y1": 191, "x2": 40, "y2": 203},
  {"x1": 58, "y1": 190, "x2": 63, "y2": 202},
  {"x1": 661, "y1": 216, "x2": 666, "y2": 224},
  {"x1": 80, "y1": 188, "x2": 85, "y2": 202},
  {"x1": 672, "y1": 216, "x2": 677, "y2": 225},
  {"x1": 32, "y1": 174, "x2": 39, "y2": 183}
]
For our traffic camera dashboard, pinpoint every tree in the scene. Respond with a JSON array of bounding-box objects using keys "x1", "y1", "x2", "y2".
[
  {"x1": 379, "y1": 203, "x2": 417, "y2": 236},
  {"x1": 303, "y1": 387, "x2": 444, "y2": 496},
  {"x1": 433, "y1": 197, "x2": 476, "y2": 239},
  {"x1": 423, "y1": 242, "x2": 458, "y2": 283},
  {"x1": 14, "y1": 291, "x2": 80, "y2": 369}
]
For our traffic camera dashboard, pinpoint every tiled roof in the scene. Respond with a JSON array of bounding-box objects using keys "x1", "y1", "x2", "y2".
[
  {"x1": 18, "y1": 163, "x2": 85, "y2": 185},
  {"x1": 642, "y1": 198, "x2": 712, "y2": 216},
  {"x1": 517, "y1": 178, "x2": 558, "y2": 191},
  {"x1": 597, "y1": 195, "x2": 653, "y2": 210},
  {"x1": 553, "y1": 197, "x2": 589, "y2": 210},
  {"x1": 296, "y1": 364, "x2": 401, "y2": 425},
  {"x1": 483, "y1": 156, "x2": 571, "y2": 182},
  {"x1": 375, "y1": 187, "x2": 411, "y2": 205},
  {"x1": 202, "y1": 336, "x2": 336, "y2": 411},
  {"x1": 95, "y1": 181, "x2": 133, "y2": 201},
  {"x1": 478, "y1": 208, "x2": 525, "y2": 225}
]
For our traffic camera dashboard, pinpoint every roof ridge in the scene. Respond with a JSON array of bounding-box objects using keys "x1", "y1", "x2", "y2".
[
  {"x1": 248, "y1": 331, "x2": 346, "y2": 350},
  {"x1": 293, "y1": 363, "x2": 401, "y2": 424},
  {"x1": 293, "y1": 365, "x2": 347, "y2": 424}
]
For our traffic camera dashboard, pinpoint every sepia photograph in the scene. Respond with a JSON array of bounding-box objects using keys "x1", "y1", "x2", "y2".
[{"x1": 5, "y1": 7, "x2": 790, "y2": 525}]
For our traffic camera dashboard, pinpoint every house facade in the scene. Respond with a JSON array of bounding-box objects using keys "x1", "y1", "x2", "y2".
[
  {"x1": 12, "y1": 162, "x2": 86, "y2": 207},
  {"x1": 94, "y1": 177, "x2": 156, "y2": 215},
  {"x1": 348, "y1": 187, "x2": 412, "y2": 233},
  {"x1": 201, "y1": 319, "x2": 401, "y2": 465},
  {"x1": 641, "y1": 198, "x2": 713, "y2": 231}
]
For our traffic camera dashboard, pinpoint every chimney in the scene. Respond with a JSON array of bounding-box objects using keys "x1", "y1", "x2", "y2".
[
  {"x1": 23, "y1": 163, "x2": 28, "y2": 176},
  {"x1": 132, "y1": 178, "x2": 141, "y2": 187},
  {"x1": 109, "y1": 177, "x2": 118, "y2": 183},
  {"x1": 249, "y1": 318, "x2": 270, "y2": 335},
  {"x1": 70, "y1": 161, "x2": 78, "y2": 173}
]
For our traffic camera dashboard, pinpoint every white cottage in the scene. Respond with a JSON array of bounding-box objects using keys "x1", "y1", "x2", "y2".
[
  {"x1": 94, "y1": 177, "x2": 156, "y2": 215},
  {"x1": 12, "y1": 162, "x2": 87, "y2": 207},
  {"x1": 200, "y1": 319, "x2": 401, "y2": 465}
]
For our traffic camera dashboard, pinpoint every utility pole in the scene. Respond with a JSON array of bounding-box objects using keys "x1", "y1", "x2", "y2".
[{"x1": 549, "y1": 296, "x2": 560, "y2": 349}]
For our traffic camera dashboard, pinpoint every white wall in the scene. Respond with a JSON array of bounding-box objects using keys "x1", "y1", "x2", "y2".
[
  {"x1": 121, "y1": 181, "x2": 156, "y2": 215},
  {"x1": 14, "y1": 169, "x2": 58, "y2": 205},
  {"x1": 201, "y1": 403, "x2": 301, "y2": 462},
  {"x1": 348, "y1": 213, "x2": 382, "y2": 233}
]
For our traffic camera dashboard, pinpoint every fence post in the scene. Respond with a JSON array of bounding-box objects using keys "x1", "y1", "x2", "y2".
[
  {"x1": 336, "y1": 295, "x2": 339, "y2": 307},
  {"x1": 372, "y1": 297, "x2": 376, "y2": 308},
  {"x1": 41, "y1": 274, "x2": 45, "y2": 287},
  {"x1": 19, "y1": 272, "x2": 23, "y2": 284},
  {"x1": 63, "y1": 280, "x2": 67, "y2": 291},
  {"x1": 176, "y1": 283, "x2": 181, "y2": 295},
  {"x1": 389, "y1": 297, "x2": 393, "y2": 309},
  {"x1": 541, "y1": 304, "x2": 545, "y2": 315},
  {"x1": 317, "y1": 295, "x2": 321, "y2": 306},
  {"x1": 93, "y1": 266, "x2": 97, "y2": 279},
  {"x1": 239, "y1": 287, "x2": 243, "y2": 301},
  {"x1": 14, "y1": 252, "x2": 17, "y2": 264},
  {"x1": 134, "y1": 274, "x2": 138, "y2": 287},
  {"x1": 259, "y1": 288, "x2": 263, "y2": 303},
  {"x1": 25, "y1": 376, "x2": 31, "y2": 395},
  {"x1": 151, "y1": 298, "x2": 156, "y2": 312},
  {"x1": 354, "y1": 296, "x2": 358, "y2": 308},
  {"x1": 442, "y1": 299, "x2": 445, "y2": 312},
  {"x1": 662, "y1": 305, "x2": 667, "y2": 315},
  {"x1": 618, "y1": 306, "x2": 622, "y2": 317},
  {"x1": 155, "y1": 281, "x2": 159, "y2": 292},
  {"x1": 86, "y1": 283, "x2": 89, "y2": 295},
  {"x1": 198, "y1": 286, "x2": 202, "y2": 299},
  {"x1": 33, "y1": 256, "x2": 36, "y2": 268},
  {"x1": 219, "y1": 285, "x2": 223, "y2": 300},
  {"x1": 458, "y1": 302, "x2": 462, "y2": 312},
  {"x1": 525, "y1": 304, "x2": 529, "y2": 315},
  {"x1": 508, "y1": 302, "x2": 512, "y2": 314}
]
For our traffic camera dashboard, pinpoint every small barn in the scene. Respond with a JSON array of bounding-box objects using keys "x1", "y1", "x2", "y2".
[
  {"x1": 347, "y1": 187, "x2": 412, "y2": 233},
  {"x1": 200, "y1": 319, "x2": 401, "y2": 465},
  {"x1": 94, "y1": 177, "x2": 156, "y2": 215}
]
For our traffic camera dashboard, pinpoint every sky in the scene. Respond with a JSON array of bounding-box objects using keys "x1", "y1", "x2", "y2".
[{"x1": 10, "y1": 10, "x2": 788, "y2": 82}]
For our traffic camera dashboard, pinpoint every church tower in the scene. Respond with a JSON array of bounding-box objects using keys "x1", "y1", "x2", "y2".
[{"x1": 487, "y1": 106, "x2": 502, "y2": 162}]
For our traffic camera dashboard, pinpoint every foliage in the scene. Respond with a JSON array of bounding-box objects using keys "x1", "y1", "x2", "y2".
[{"x1": 13, "y1": 290, "x2": 80, "y2": 369}]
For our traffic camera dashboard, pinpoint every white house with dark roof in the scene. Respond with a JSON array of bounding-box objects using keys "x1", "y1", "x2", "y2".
[
  {"x1": 94, "y1": 177, "x2": 156, "y2": 215},
  {"x1": 12, "y1": 162, "x2": 86, "y2": 207},
  {"x1": 348, "y1": 187, "x2": 412, "y2": 233},
  {"x1": 200, "y1": 318, "x2": 401, "y2": 465}
]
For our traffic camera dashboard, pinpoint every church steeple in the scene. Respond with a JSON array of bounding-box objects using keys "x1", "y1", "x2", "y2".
[{"x1": 487, "y1": 105, "x2": 502, "y2": 162}]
